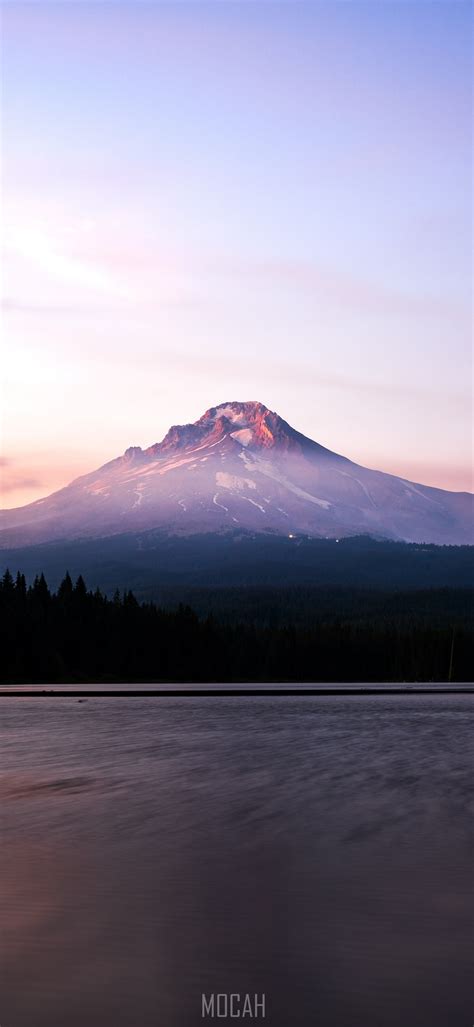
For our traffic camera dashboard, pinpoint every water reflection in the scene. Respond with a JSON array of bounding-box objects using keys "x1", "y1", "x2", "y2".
[{"x1": 0, "y1": 697, "x2": 472, "y2": 1026}]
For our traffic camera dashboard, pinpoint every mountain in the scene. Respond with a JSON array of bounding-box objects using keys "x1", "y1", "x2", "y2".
[{"x1": 0, "y1": 401, "x2": 472, "y2": 547}]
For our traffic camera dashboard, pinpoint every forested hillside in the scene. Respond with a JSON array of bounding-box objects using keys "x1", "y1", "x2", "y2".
[{"x1": 1, "y1": 570, "x2": 471, "y2": 683}]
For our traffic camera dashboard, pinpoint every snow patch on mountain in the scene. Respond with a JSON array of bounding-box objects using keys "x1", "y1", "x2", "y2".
[
  {"x1": 213, "y1": 493, "x2": 229, "y2": 512},
  {"x1": 210, "y1": 405, "x2": 248, "y2": 424},
  {"x1": 230, "y1": 428, "x2": 253, "y2": 447},
  {"x1": 238, "y1": 450, "x2": 331, "y2": 509},
  {"x1": 132, "y1": 488, "x2": 144, "y2": 509},
  {"x1": 216, "y1": 472, "x2": 257, "y2": 491},
  {"x1": 401, "y1": 480, "x2": 442, "y2": 506},
  {"x1": 241, "y1": 496, "x2": 266, "y2": 514},
  {"x1": 86, "y1": 484, "x2": 110, "y2": 496},
  {"x1": 334, "y1": 469, "x2": 377, "y2": 508}
]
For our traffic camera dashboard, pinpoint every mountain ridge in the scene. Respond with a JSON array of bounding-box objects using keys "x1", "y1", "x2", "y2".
[{"x1": 1, "y1": 400, "x2": 472, "y2": 547}]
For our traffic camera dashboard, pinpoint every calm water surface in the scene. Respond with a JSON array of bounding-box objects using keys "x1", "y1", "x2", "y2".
[{"x1": 0, "y1": 695, "x2": 472, "y2": 1026}]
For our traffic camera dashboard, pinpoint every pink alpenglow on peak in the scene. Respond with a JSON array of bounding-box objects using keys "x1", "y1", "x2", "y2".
[{"x1": 0, "y1": 402, "x2": 472, "y2": 548}]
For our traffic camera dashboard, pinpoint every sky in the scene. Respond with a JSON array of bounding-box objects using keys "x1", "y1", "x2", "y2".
[{"x1": 1, "y1": 0, "x2": 472, "y2": 508}]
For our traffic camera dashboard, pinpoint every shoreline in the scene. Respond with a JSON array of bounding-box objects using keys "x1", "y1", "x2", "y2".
[{"x1": 1, "y1": 685, "x2": 473, "y2": 697}]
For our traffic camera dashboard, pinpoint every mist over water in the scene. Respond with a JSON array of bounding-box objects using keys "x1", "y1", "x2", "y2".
[{"x1": 0, "y1": 695, "x2": 472, "y2": 1027}]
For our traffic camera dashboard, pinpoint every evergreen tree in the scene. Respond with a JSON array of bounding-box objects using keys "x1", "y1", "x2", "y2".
[
  {"x1": 15, "y1": 571, "x2": 27, "y2": 599},
  {"x1": 74, "y1": 575, "x2": 88, "y2": 598},
  {"x1": 1, "y1": 569, "x2": 15, "y2": 595},
  {"x1": 58, "y1": 572, "x2": 73, "y2": 601},
  {"x1": 33, "y1": 572, "x2": 50, "y2": 603}
]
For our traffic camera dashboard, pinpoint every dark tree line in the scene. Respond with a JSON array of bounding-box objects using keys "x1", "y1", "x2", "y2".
[{"x1": 0, "y1": 569, "x2": 472, "y2": 683}]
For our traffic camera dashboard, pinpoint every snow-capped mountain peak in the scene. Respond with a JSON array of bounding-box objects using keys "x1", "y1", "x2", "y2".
[
  {"x1": 147, "y1": 401, "x2": 309, "y2": 459},
  {"x1": 0, "y1": 401, "x2": 472, "y2": 547}
]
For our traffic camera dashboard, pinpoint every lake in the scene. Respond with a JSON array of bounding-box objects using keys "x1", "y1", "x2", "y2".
[{"x1": 0, "y1": 694, "x2": 472, "y2": 1026}]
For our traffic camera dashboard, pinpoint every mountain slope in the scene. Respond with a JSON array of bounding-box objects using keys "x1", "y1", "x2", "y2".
[{"x1": 0, "y1": 401, "x2": 472, "y2": 546}]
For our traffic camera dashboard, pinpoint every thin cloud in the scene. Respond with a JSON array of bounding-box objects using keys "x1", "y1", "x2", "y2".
[
  {"x1": 218, "y1": 257, "x2": 466, "y2": 321},
  {"x1": 1, "y1": 298, "x2": 114, "y2": 317},
  {"x1": 156, "y1": 346, "x2": 471, "y2": 410},
  {"x1": 0, "y1": 458, "x2": 42, "y2": 494},
  {"x1": 1, "y1": 295, "x2": 203, "y2": 317},
  {"x1": 5, "y1": 224, "x2": 131, "y2": 299}
]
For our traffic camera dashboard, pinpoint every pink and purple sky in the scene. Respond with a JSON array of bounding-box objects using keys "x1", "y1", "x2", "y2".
[{"x1": 1, "y1": 1, "x2": 472, "y2": 509}]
